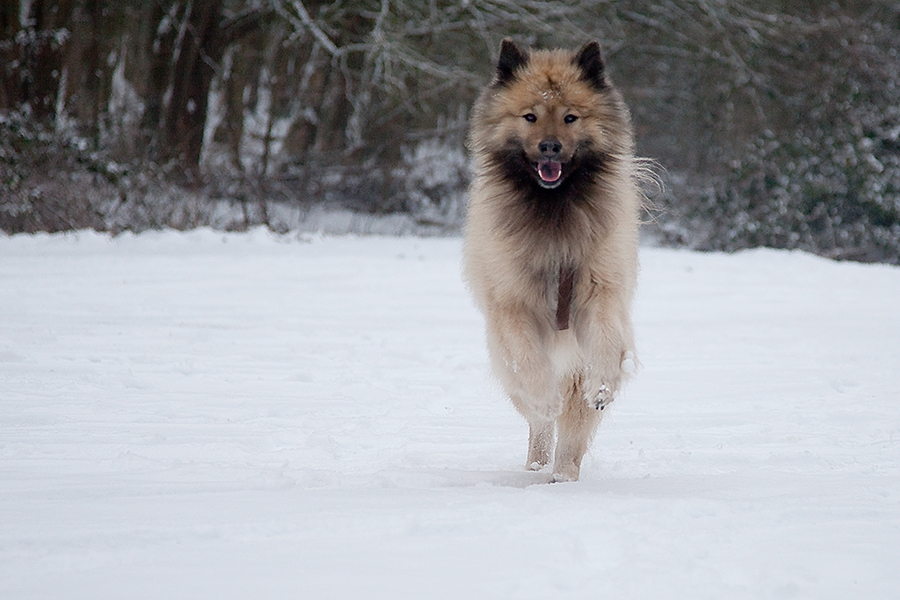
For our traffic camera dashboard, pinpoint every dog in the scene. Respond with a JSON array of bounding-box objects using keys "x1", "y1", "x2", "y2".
[{"x1": 463, "y1": 39, "x2": 642, "y2": 482}]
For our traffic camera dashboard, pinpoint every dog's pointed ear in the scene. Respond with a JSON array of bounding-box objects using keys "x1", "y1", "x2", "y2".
[
  {"x1": 496, "y1": 38, "x2": 529, "y2": 86},
  {"x1": 574, "y1": 41, "x2": 606, "y2": 90}
]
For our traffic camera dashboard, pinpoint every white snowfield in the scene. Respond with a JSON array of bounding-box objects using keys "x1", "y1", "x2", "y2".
[{"x1": 2, "y1": 230, "x2": 899, "y2": 599}]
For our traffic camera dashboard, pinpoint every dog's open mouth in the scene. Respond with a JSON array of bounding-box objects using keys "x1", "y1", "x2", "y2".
[{"x1": 536, "y1": 159, "x2": 563, "y2": 187}]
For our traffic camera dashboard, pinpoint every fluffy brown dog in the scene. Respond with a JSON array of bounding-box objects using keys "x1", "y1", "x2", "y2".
[{"x1": 463, "y1": 39, "x2": 641, "y2": 482}]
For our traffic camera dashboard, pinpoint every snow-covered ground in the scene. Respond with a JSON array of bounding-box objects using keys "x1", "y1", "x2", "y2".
[{"x1": 2, "y1": 230, "x2": 899, "y2": 599}]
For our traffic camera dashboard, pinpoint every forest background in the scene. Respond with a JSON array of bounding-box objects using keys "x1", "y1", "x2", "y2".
[{"x1": 2, "y1": 0, "x2": 899, "y2": 264}]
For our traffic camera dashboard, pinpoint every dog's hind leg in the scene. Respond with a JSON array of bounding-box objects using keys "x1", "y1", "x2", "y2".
[
  {"x1": 526, "y1": 419, "x2": 555, "y2": 470},
  {"x1": 551, "y1": 373, "x2": 602, "y2": 482}
]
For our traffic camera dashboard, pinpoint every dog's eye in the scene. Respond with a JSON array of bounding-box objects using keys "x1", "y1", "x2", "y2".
[
  {"x1": 564, "y1": 114, "x2": 579, "y2": 124},
  {"x1": 523, "y1": 113, "x2": 537, "y2": 123}
]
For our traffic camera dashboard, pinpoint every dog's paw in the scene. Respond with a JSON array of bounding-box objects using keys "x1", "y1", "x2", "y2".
[
  {"x1": 587, "y1": 383, "x2": 613, "y2": 411},
  {"x1": 621, "y1": 351, "x2": 636, "y2": 374},
  {"x1": 550, "y1": 468, "x2": 579, "y2": 483}
]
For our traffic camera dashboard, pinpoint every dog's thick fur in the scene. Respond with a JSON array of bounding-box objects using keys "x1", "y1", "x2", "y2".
[{"x1": 463, "y1": 39, "x2": 641, "y2": 482}]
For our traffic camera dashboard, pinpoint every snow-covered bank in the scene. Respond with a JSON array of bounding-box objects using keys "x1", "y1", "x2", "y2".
[{"x1": 2, "y1": 230, "x2": 899, "y2": 599}]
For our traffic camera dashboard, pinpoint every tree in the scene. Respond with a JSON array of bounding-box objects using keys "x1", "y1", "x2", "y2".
[
  {"x1": 148, "y1": 1, "x2": 268, "y2": 169},
  {"x1": 0, "y1": 0, "x2": 74, "y2": 118}
]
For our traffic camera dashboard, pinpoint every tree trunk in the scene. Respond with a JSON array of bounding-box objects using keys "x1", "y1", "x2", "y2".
[
  {"x1": 160, "y1": 0, "x2": 224, "y2": 169},
  {"x1": 1, "y1": 0, "x2": 75, "y2": 117},
  {"x1": 0, "y1": 1, "x2": 19, "y2": 110}
]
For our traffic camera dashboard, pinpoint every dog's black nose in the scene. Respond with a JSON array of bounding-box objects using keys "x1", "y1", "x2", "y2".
[{"x1": 539, "y1": 139, "x2": 562, "y2": 158}]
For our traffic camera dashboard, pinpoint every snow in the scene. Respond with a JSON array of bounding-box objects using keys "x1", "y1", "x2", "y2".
[{"x1": 2, "y1": 229, "x2": 899, "y2": 599}]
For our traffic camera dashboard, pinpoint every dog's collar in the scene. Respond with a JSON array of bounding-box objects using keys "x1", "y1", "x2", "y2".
[{"x1": 556, "y1": 266, "x2": 576, "y2": 330}]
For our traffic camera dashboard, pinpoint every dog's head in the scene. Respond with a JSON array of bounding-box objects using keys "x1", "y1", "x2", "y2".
[{"x1": 473, "y1": 39, "x2": 629, "y2": 191}]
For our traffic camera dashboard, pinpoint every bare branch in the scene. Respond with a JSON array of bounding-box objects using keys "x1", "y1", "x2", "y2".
[{"x1": 272, "y1": 0, "x2": 338, "y2": 56}]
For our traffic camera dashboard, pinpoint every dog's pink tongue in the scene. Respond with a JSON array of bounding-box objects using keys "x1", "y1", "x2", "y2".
[{"x1": 538, "y1": 160, "x2": 562, "y2": 183}]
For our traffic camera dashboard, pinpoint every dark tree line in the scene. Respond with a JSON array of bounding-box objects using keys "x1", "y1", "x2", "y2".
[
  {"x1": 2, "y1": 0, "x2": 899, "y2": 262},
  {"x1": 1, "y1": 1, "x2": 266, "y2": 166}
]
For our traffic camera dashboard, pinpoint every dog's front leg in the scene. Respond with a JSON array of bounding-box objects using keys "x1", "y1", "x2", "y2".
[
  {"x1": 577, "y1": 287, "x2": 636, "y2": 411},
  {"x1": 484, "y1": 303, "x2": 561, "y2": 469}
]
